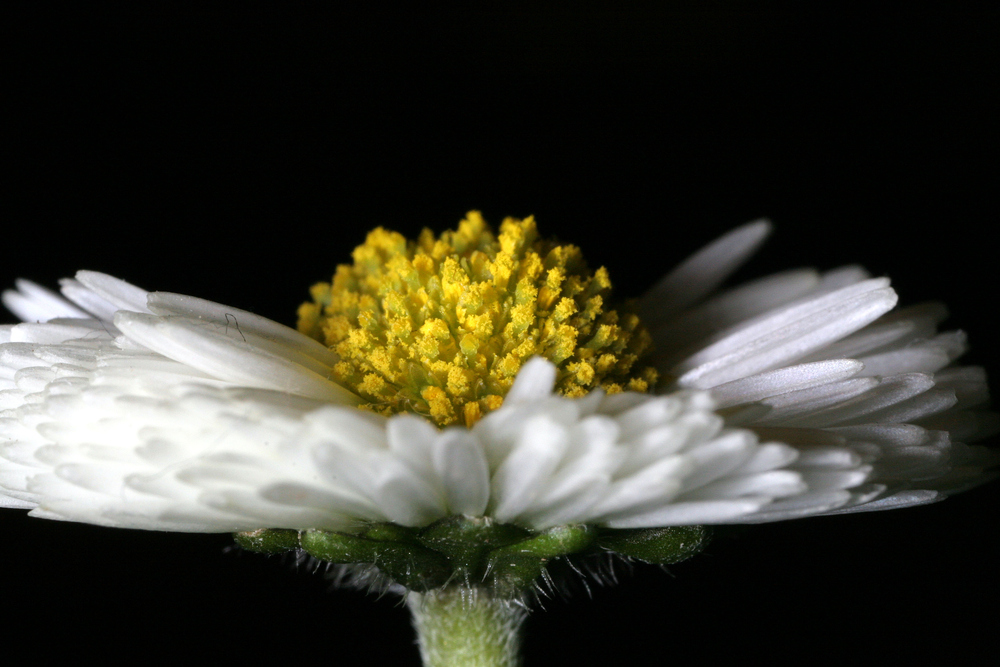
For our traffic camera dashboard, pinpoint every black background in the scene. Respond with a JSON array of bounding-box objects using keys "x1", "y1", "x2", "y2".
[{"x1": 4, "y1": 5, "x2": 998, "y2": 664}]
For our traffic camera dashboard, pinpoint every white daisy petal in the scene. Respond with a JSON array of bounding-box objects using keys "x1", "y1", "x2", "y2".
[
  {"x1": 710, "y1": 359, "x2": 865, "y2": 408},
  {"x1": 796, "y1": 303, "x2": 946, "y2": 362},
  {"x1": 74, "y1": 271, "x2": 153, "y2": 314},
  {"x1": 370, "y1": 461, "x2": 448, "y2": 527},
  {"x1": 853, "y1": 332, "x2": 966, "y2": 377},
  {"x1": 113, "y1": 311, "x2": 358, "y2": 404},
  {"x1": 2, "y1": 279, "x2": 90, "y2": 322},
  {"x1": 490, "y1": 415, "x2": 569, "y2": 523},
  {"x1": 504, "y1": 356, "x2": 558, "y2": 404},
  {"x1": 432, "y1": 428, "x2": 490, "y2": 516},
  {"x1": 147, "y1": 292, "x2": 338, "y2": 367},
  {"x1": 931, "y1": 366, "x2": 990, "y2": 410},
  {"x1": 675, "y1": 430, "x2": 759, "y2": 492},
  {"x1": 605, "y1": 499, "x2": 770, "y2": 528},
  {"x1": 258, "y1": 482, "x2": 381, "y2": 524},
  {"x1": 820, "y1": 489, "x2": 941, "y2": 514},
  {"x1": 641, "y1": 219, "x2": 772, "y2": 326},
  {"x1": 587, "y1": 455, "x2": 689, "y2": 520},
  {"x1": 731, "y1": 491, "x2": 856, "y2": 523},
  {"x1": 0, "y1": 495, "x2": 35, "y2": 509},
  {"x1": 529, "y1": 418, "x2": 621, "y2": 519},
  {"x1": 649, "y1": 268, "x2": 821, "y2": 363},
  {"x1": 59, "y1": 278, "x2": 123, "y2": 322},
  {"x1": 682, "y1": 470, "x2": 807, "y2": 501},
  {"x1": 386, "y1": 415, "x2": 440, "y2": 478},
  {"x1": 739, "y1": 442, "x2": 800, "y2": 473},
  {"x1": 674, "y1": 279, "x2": 898, "y2": 388},
  {"x1": 9, "y1": 318, "x2": 114, "y2": 345},
  {"x1": 761, "y1": 373, "x2": 935, "y2": 428}
]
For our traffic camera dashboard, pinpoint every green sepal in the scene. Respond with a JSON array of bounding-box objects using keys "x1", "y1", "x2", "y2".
[
  {"x1": 234, "y1": 528, "x2": 301, "y2": 554},
  {"x1": 300, "y1": 528, "x2": 452, "y2": 591},
  {"x1": 596, "y1": 525, "x2": 709, "y2": 564},
  {"x1": 238, "y1": 520, "x2": 702, "y2": 596},
  {"x1": 357, "y1": 521, "x2": 421, "y2": 543},
  {"x1": 417, "y1": 515, "x2": 532, "y2": 580},
  {"x1": 487, "y1": 524, "x2": 595, "y2": 592}
]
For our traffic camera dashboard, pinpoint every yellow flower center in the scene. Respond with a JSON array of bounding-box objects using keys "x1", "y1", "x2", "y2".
[{"x1": 297, "y1": 212, "x2": 657, "y2": 426}]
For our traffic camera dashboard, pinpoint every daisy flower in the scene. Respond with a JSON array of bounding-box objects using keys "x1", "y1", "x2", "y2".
[{"x1": 1, "y1": 213, "x2": 994, "y2": 667}]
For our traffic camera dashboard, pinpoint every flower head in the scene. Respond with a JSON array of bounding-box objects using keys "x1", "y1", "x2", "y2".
[{"x1": 1, "y1": 215, "x2": 994, "y2": 563}]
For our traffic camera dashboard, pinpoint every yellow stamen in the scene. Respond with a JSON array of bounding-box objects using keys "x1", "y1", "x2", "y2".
[{"x1": 298, "y1": 212, "x2": 657, "y2": 426}]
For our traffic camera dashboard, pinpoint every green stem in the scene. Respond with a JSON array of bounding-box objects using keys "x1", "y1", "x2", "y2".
[{"x1": 407, "y1": 586, "x2": 527, "y2": 667}]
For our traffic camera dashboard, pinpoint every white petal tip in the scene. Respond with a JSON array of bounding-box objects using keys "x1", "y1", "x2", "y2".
[{"x1": 505, "y1": 357, "x2": 558, "y2": 404}]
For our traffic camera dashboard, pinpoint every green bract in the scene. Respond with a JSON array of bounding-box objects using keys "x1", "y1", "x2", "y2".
[{"x1": 236, "y1": 518, "x2": 710, "y2": 594}]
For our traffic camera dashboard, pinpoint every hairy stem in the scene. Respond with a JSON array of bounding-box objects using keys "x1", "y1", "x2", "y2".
[{"x1": 407, "y1": 586, "x2": 528, "y2": 667}]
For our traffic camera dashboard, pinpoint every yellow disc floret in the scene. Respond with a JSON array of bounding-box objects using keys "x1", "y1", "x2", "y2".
[{"x1": 298, "y1": 212, "x2": 657, "y2": 426}]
